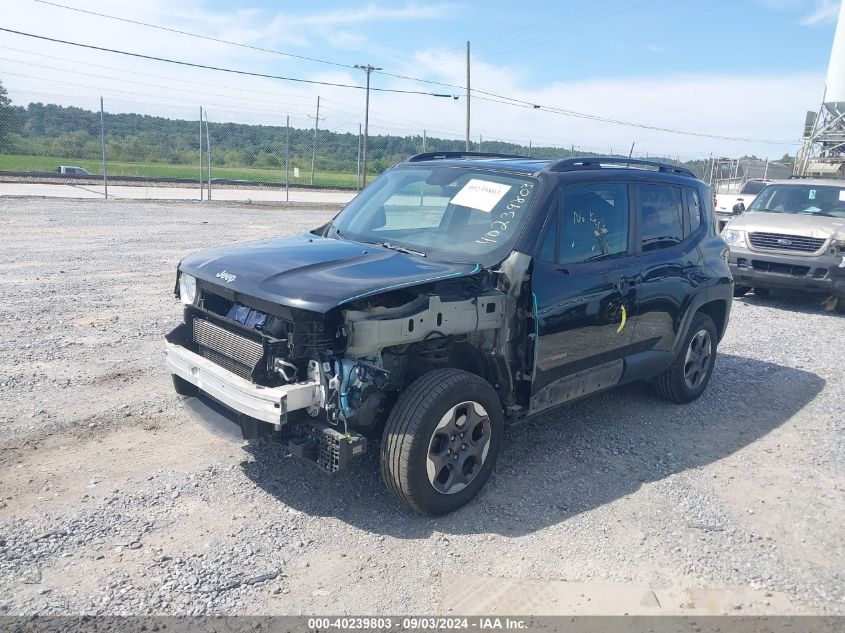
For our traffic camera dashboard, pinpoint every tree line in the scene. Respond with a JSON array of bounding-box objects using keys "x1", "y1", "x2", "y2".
[{"x1": 0, "y1": 80, "x2": 789, "y2": 179}]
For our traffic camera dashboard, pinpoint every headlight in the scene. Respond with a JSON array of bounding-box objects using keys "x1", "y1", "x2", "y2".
[
  {"x1": 179, "y1": 272, "x2": 198, "y2": 305},
  {"x1": 829, "y1": 240, "x2": 845, "y2": 256},
  {"x1": 721, "y1": 229, "x2": 746, "y2": 247}
]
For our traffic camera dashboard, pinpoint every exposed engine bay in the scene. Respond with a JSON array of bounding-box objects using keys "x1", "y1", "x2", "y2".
[{"x1": 166, "y1": 255, "x2": 533, "y2": 457}]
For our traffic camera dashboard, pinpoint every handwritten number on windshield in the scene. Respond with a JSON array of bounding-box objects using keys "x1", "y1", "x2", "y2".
[{"x1": 475, "y1": 183, "x2": 533, "y2": 245}]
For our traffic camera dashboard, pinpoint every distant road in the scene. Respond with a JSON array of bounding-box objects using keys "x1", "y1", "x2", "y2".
[{"x1": 0, "y1": 182, "x2": 357, "y2": 204}]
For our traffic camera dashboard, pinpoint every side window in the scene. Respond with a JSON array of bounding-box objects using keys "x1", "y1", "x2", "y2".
[
  {"x1": 685, "y1": 188, "x2": 702, "y2": 237},
  {"x1": 637, "y1": 184, "x2": 683, "y2": 252},
  {"x1": 554, "y1": 183, "x2": 629, "y2": 264}
]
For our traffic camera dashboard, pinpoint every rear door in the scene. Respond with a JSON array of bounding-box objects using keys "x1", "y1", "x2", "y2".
[
  {"x1": 530, "y1": 181, "x2": 638, "y2": 413},
  {"x1": 628, "y1": 182, "x2": 705, "y2": 354}
]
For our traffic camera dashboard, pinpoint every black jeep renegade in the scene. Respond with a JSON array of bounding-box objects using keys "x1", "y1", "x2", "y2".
[{"x1": 166, "y1": 153, "x2": 733, "y2": 515}]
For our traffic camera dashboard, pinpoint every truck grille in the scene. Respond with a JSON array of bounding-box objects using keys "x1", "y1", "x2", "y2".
[
  {"x1": 748, "y1": 232, "x2": 826, "y2": 253},
  {"x1": 192, "y1": 318, "x2": 263, "y2": 381}
]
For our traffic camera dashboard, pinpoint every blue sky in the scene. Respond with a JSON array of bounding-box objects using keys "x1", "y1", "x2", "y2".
[{"x1": 2, "y1": 0, "x2": 842, "y2": 158}]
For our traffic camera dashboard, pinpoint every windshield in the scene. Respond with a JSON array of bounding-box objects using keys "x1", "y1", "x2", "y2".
[
  {"x1": 329, "y1": 166, "x2": 539, "y2": 264},
  {"x1": 747, "y1": 184, "x2": 845, "y2": 217}
]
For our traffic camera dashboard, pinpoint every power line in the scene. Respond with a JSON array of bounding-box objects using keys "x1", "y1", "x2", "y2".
[
  {"x1": 32, "y1": 0, "x2": 359, "y2": 71},
  {"x1": 0, "y1": 44, "x2": 320, "y2": 103},
  {"x1": 469, "y1": 93, "x2": 794, "y2": 145},
  {"x1": 0, "y1": 27, "x2": 457, "y2": 98},
  {"x1": 0, "y1": 56, "x2": 324, "y2": 112},
  {"x1": 0, "y1": 26, "x2": 795, "y2": 145},
  {"x1": 475, "y1": 1, "x2": 644, "y2": 52},
  {"x1": 476, "y1": 1, "x2": 658, "y2": 57}
]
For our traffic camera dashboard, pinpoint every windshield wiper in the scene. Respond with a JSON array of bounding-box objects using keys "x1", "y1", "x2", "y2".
[{"x1": 379, "y1": 242, "x2": 427, "y2": 257}]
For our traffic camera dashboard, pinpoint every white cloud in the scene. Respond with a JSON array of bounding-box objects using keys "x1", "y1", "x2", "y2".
[
  {"x1": 800, "y1": 0, "x2": 841, "y2": 25},
  {"x1": 756, "y1": 0, "x2": 841, "y2": 25},
  {"x1": 385, "y1": 49, "x2": 819, "y2": 159},
  {"x1": 0, "y1": 0, "x2": 822, "y2": 160}
]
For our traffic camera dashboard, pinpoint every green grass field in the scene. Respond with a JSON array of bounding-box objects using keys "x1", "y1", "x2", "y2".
[{"x1": 0, "y1": 154, "x2": 360, "y2": 188}]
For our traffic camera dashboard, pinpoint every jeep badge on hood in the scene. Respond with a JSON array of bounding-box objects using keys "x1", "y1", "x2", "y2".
[{"x1": 215, "y1": 270, "x2": 237, "y2": 284}]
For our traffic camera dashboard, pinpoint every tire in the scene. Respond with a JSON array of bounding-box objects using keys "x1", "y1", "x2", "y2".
[
  {"x1": 380, "y1": 368, "x2": 504, "y2": 515},
  {"x1": 753, "y1": 287, "x2": 771, "y2": 299},
  {"x1": 652, "y1": 312, "x2": 718, "y2": 404},
  {"x1": 733, "y1": 285, "x2": 751, "y2": 298}
]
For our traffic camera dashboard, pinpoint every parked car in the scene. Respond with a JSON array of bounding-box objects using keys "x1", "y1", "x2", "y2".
[
  {"x1": 57, "y1": 165, "x2": 92, "y2": 177},
  {"x1": 723, "y1": 179, "x2": 845, "y2": 304},
  {"x1": 715, "y1": 178, "x2": 770, "y2": 231},
  {"x1": 165, "y1": 153, "x2": 732, "y2": 514}
]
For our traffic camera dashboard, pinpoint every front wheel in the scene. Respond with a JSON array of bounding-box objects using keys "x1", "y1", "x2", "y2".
[
  {"x1": 652, "y1": 312, "x2": 717, "y2": 404},
  {"x1": 380, "y1": 369, "x2": 504, "y2": 515}
]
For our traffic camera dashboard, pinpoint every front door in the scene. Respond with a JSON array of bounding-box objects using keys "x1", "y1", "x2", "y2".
[{"x1": 530, "y1": 181, "x2": 637, "y2": 413}]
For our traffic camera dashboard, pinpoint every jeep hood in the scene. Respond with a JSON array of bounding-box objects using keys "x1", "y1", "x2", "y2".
[
  {"x1": 179, "y1": 233, "x2": 479, "y2": 313},
  {"x1": 729, "y1": 211, "x2": 845, "y2": 240}
]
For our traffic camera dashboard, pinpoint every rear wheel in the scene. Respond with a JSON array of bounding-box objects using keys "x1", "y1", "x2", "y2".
[
  {"x1": 652, "y1": 312, "x2": 717, "y2": 404},
  {"x1": 380, "y1": 369, "x2": 503, "y2": 515},
  {"x1": 733, "y1": 285, "x2": 751, "y2": 298},
  {"x1": 753, "y1": 287, "x2": 771, "y2": 299}
]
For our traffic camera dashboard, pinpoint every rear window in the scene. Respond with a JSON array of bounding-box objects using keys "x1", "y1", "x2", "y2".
[{"x1": 739, "y1": 180, "x2": 766, "y2": 195}]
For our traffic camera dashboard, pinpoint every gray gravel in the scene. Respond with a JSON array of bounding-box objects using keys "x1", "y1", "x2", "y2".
[{"x1": 0, "y1": 198, "x2": 842, "y2": 615}]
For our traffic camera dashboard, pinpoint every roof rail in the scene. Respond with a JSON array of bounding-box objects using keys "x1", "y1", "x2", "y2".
[
  {"x1": 408, "y1": 151, "x2": 532, "y2": 162},
  {"x1": 546, "y1": 156, "x2": 696, "y2": 178}
]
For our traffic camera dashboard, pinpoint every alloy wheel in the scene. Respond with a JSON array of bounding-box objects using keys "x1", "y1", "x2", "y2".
[
  {"x1": 683, "y1": 329, "x2": 712, "y2": 390},
  {"x1": 426, "y1": 401, "x2": 491, "y2": 495}
]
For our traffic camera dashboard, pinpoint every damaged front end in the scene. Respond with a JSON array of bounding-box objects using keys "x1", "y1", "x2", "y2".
[{"x1": 166, "y1": 253, "x2": 533, "y2": 475}]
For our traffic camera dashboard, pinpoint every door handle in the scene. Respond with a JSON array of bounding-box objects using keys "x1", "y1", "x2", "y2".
[{"x1": 614, "y1": 275, "x2": 637, "y2": 293}]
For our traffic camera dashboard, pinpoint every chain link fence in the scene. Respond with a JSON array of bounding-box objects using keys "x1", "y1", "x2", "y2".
[{"x1": 0, "y1": 92, "x2": 720, "y2": 200}]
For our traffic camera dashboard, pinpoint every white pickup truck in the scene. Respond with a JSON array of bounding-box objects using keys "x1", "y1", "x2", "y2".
[{"x1": 715, "y1": 179, "x2": 769, "y2": 230}]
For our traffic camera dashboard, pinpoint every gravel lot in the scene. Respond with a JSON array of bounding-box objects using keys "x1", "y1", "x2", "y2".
[{"x1": 0, "y1": 198, "x2": 842, "y2": 616}]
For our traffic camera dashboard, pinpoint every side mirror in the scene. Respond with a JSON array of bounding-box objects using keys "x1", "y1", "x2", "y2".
[{"x1": 732, "y1": 202, "x2": 745, "y2": 214}]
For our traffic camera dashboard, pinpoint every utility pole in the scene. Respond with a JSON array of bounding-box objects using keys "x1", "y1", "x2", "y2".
[
  {"x1": 205, "y1": 110, "x2": 211, "y2": 201},
  {"x1": 355, "y1": 64, "x2": 381, "y2": 187},
  {"x1": 199, "y1": 106, "x2": 203, "y2": 201},
  {"x1": 356, "y1": 122, "x2": 362, "y2": 190},
  {"x1": 465, "y1": 41, "x2": 471, "y2": 152},
  {"x1": 310, "y1": 96, "x2": 321, "y2": 186},
  {"x1": 528, "y1": 140, "x2": 532, "y2": 157},
  {"x1": 285, "y1": 115, "x2": 290, "y2": 202},
  {"x1": 99, "y1": 96, "x2": 108, "y2": 200},
  {"x1": 420, "y1": 129, "x2": 427, "y2": 205}
]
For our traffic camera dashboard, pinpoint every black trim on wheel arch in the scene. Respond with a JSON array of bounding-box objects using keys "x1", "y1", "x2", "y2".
[{"x1": 379, "y1": 368, "x2": 504, "y2": 515}]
